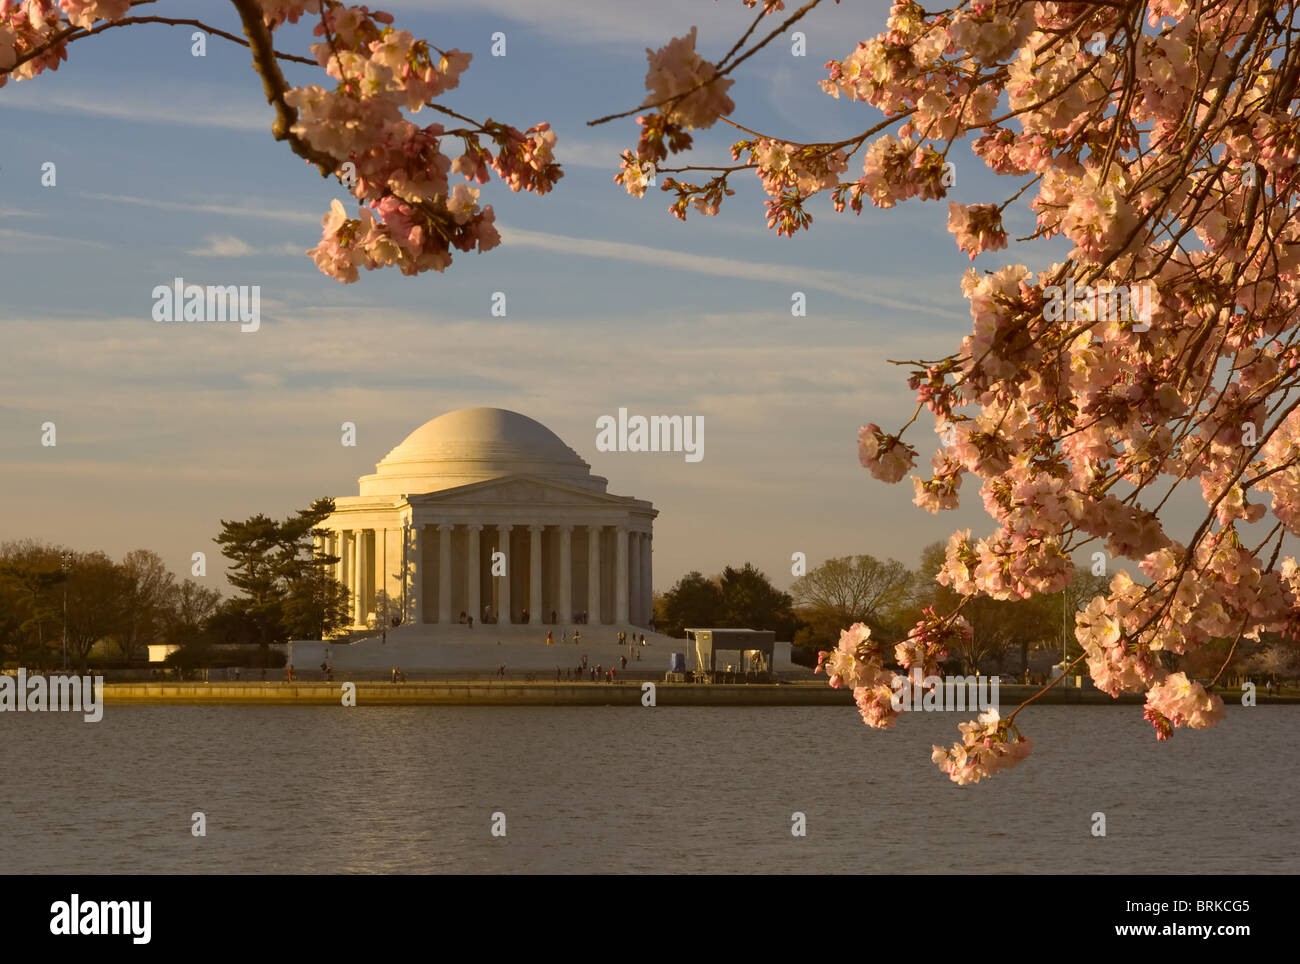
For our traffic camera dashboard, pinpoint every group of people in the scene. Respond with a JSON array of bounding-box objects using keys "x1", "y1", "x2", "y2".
[{"x1": 557, "y1": 653, "x2": 634, "y2": 683}]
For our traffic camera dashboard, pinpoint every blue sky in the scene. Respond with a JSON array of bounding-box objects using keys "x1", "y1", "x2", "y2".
[{"x1": 1, "y1": 0, "x2": 1065, "y2": 593}]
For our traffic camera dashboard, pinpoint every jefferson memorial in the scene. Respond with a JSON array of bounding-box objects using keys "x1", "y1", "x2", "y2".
[{"x1": 318, "y1": 408, "x2": 657, "y2": 634}]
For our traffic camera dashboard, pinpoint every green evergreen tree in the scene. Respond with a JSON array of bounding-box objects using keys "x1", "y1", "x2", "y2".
[{"x1": 215, "y1": 498, "x2": 349, "y2": 646}]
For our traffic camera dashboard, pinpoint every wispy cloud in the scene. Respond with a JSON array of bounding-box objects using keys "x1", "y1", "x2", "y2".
[
  {"x1": 0, "y1": 228, "x2": 111, "y2": 252},
  {"x1": 385, "y1": 0, "x2": 743, "y2": 45},
  {"x1": 82, "y1": 192, "x2": 322, "y2": 226},
  {"x1": 553, "y1": 135, "x2": 636, "y2": 170},
  {"x1": 0, "y1": 91, "x2": 272, "y2": 132},
  {"x1": 499, "y1": 226, "x2": 966, "y2": 319},
  {"x1": 78, "y1": 193, "x2": 962, "y2": 317}
]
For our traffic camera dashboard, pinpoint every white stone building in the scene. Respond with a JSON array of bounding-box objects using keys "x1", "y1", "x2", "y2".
[{"x1": 319, "y1": 407, "x2": 657, "y2": 633}]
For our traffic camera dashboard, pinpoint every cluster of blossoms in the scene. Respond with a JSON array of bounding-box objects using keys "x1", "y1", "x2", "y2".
[
  {"x1": 613, "y1": 26, "x2": 737, "y2": 209},
  {"x1": 615, "y1": 150, "x2": 658, "y2": 200},
  {"x1": 288, "y1": 5, "x2": 559, "y2": 280},
  {"x1": 614, "y1": 26, "x2": 740, "y2": 210},
  {"x1": 54, "y1": 0, "x2": 131, "y2": 30},
  {"x1": 931, "y1": 707, "x2": 1034, "y2": 786},
  {"x1": 857, "y1": 134, "x2": 927, "y2": 209},
  {"x1": 1142, "y1": 673, "x2": 1226, "y2": 741},
  {"x1": 1, "y1": 1, "x2": 560, "y2": 280},
  {"x1": 814, "y1": 623, "x2": 902, "y2": 729},
  {"x1": 642, "y1": 26, "x2": 734, "y2": 130},
  {"x1": 894, "y1": 609, "x2": 966, "y2": 678},
  {"x1": 734, "y1": 138, "x2": 851, "y2": 235},
  {"x1": 937, "y1": 526, "x2": 1072, "y2": 602},
  {"x1": 912, "y1": 451, "x2": 962, "y2": 512},
  {"x1": 857, "y1": 423, "x2": 916, "y2": 483},
  {"x1": 947, "y1": 202, "x2": 1008, "y2": 260},
  {"x1": 1075, "y1": 535, "x2": 1297, "y2": 717}
]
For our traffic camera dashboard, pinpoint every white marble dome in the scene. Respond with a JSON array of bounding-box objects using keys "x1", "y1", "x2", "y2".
[{"x1": 357, "y1": 407, "x2": 606, "y2": 496}]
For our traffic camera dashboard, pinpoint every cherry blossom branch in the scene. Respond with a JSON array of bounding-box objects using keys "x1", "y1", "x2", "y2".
[
  {"x1": 3, "y1": 5, "x2": 316, "y2": 75},
  {"x1": 229, "y1": 0, "x2": 338, "y2": 176},
  {"x1": 587, "y1": 0, "x2": 827, "y2": 127}
]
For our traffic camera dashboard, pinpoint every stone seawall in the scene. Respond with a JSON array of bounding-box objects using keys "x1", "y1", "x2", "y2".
[
  {"x1": 103, "y1": 681, "x2": 855, "y2": 706},
  {"x1": 98, "y1": 682, "x2": 1188, "y2": 707}
]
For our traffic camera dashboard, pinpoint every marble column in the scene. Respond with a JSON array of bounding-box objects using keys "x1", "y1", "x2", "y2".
[
  {"x1": 529, "y1": 525, "x2": 543, "y2": 625},
  {"x1": 629, "y1": 531, "x2": 642, "y2": 626},
  {"x1": 497, "y1": 524, "x2": 512, "y2": 625},
  {"x1": 438, "y1": 524, "x2": 452, "y2": 624},
  {"x1": 353, "y1": 528, "x2": 368, "y2": 626},
  {"x1": 587, "y1": 526, "x2": 601, "y2": 625},
  {"x1": 558, "y1": 525, "x2": 573, "y2": 625},
  {"x1": 642, "y1": 532, "x2": 653, "y2": 631},
  {"x1": 615, "y1": 526, "x2": 629, "y2": 625},
  {"x1": 466, "y1": 524, "x2": 482, "y2": 625},
  {"x1": 339, "y1": 531, "x2": 351, "y2": 599}
]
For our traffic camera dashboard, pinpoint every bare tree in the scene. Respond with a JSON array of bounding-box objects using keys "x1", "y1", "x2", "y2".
[
  {"x1": 792, "y1": 554, "x2": 914, "y2": 646},
  {"x1": 118, "y1": 549, "x2": 176, "y2": 659},
  {"x1": 64, "y1": 551, "x2": 129, "y2": 673},
  {"x1": 163, "y1": 579, "x2": 222, "y2": 648}
]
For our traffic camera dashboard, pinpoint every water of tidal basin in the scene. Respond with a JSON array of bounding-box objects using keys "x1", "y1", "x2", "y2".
[{"x1": 3, "y1": 704, "x2": 1294, "y2": 874}]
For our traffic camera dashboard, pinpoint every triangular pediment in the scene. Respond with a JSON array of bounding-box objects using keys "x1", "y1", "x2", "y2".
[{"x1": 408, "y1": 474, "x2": 641, "y2": 507}]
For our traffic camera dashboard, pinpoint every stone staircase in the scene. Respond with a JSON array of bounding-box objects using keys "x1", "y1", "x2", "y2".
[
  {"x1": 289, "y1": 622, "x2": 684, "y2": 673},
  {"x1": 286, "y1": 622, "x2": 806, "y2": 676}
]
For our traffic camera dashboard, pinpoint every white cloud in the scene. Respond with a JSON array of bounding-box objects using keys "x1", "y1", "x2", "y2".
[
  {"x1": 182, "y1": 235, "x2": 306, "y2": 258},
  {"x1": 186, "y1": 235, "x2": 258, "y2": 257}
]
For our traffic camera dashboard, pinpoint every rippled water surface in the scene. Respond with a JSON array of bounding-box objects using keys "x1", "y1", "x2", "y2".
[{"x1": 2, "y1": 703, "x2": 1294, "y2": 873}]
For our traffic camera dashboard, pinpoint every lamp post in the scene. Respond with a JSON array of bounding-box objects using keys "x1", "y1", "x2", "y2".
[{"x1": 60, "y1": 551, "x2": 71, "y2": 671}]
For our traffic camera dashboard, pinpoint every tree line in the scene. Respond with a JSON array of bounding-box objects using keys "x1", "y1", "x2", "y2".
[
  {"x1": 0, "y1": 498, "x2": 350, "y2": 672},
  {"x1": 0, "y1": 542, "x2": 220, "y2": 673},
  {"x1": 652, "y1": 547, "x2": 1294, "y2": 678}
]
